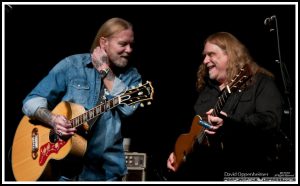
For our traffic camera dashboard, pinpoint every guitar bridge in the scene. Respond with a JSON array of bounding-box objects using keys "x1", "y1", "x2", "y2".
[{"x1": 31, "y1": 128, "x2": 39, "y2": 159}]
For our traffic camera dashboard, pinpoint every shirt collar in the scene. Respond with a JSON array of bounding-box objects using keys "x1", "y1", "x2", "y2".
[{"x1": 84, "y1": 54, "x2": 93, "y2": 68}]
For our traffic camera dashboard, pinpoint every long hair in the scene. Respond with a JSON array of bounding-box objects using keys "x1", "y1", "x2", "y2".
[
  {"x1": 196, "y1": 32, "x2": 274, "y2": 92},
  {"x1": 90, "y1": 17, "x2": 132, "y2": 53}
]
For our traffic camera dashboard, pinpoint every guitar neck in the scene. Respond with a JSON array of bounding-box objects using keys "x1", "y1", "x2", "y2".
[
  {"x1": 68, "y1": 81, "x2": 154, "y2": 128},
  {"x1": 211, "y1": 86, "x2": 231, "y2": 116},
  {"x1": 196, "y1": 86, "x2": 231, "y2": 143},
  {"x1": 70, "y1": 96, "x2": 120, "y2": 128}
]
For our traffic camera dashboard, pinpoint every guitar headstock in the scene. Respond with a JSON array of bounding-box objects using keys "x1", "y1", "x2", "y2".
[
  {"x1": 228, "y1": 64, "x2": 252, "y2": 92},
  {"x1": 120, "y1": 81, "x2": 154, "y2": 106}
]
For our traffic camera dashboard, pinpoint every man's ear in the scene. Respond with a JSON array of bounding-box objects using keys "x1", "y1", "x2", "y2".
[{"x1": 99, "y1": 37, "x2": 108, "y2": 49}]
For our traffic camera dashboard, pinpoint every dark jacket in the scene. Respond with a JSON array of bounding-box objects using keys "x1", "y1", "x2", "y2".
[{"x1": 193, "y1": 73, "x2": 283, "y2": 178}]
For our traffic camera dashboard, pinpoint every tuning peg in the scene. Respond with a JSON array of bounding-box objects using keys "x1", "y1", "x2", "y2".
[
  {"x1": 138, "y1": 83, "x2": 142, "y2": 86},
  {"x1": 131, "y1": 85, "x2": 135, "y2": 89},
  {"x1": 140, "y1": 103, "x2": 144, "y2": 107},
  {"x1": 147, "y1": 101, "x2": 151, "y2": 105}
]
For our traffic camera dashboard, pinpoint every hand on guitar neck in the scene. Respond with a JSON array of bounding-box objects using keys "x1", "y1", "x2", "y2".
[{"x1": 204, "y1": 109, "x2": 227, "y2": 135}]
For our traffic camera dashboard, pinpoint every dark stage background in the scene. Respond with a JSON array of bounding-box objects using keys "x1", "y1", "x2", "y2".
[{"x1": 4, "y1": 4, "x2": 296, "y2": 181}]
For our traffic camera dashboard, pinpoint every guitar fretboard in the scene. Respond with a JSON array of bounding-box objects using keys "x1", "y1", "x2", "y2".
[
  {"x1": 196, "y1": 88, "x2": 231, "y2": 143},
  {"x1": 212, "y1": 88, "x2": 231, "y2": 116},
  {"x1": 70, "y1": 97, "x2": 120, "y2": 128}
]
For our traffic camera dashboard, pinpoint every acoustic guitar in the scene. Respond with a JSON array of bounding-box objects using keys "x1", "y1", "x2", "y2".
[
  {"x1": 173, "y1": 65, "x2": 252, "y2": 171},
  {"x1": 12, "y1": 81, "x2": 154, "y2": 181}
]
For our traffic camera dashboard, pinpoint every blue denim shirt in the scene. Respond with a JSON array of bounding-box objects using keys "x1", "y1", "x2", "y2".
[{"x1": 22, "y1": 53, "x2": 142, "y2": 180}]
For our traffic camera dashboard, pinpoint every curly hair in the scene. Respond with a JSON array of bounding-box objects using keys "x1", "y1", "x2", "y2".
[{"x1": 196, "y1": 32, "x2": 274, "y2": 92}]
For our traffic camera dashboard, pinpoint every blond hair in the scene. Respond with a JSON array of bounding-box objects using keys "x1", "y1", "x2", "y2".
[
  {"x1": 90, "y1": 17, "x2": 132, "y2": 53},
  {"x1": 196, "y1": 32, "x2": 274, "y2": 92}
]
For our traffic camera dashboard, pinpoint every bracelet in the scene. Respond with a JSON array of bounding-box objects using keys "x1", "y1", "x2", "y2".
[{"x1": 100, "y1": 68, "x2": 110, "y2": 78}]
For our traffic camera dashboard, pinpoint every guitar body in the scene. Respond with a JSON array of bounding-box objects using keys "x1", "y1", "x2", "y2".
[
  {"x1": 174, "y1": 115, "x2": 208, "y2": 171},
  {"x1": 12, "y1": 101, "x2": 87, "y2": 181}
]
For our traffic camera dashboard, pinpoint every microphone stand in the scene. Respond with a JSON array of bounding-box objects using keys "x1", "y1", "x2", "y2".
[{"x1": 267, "y1": 15, "x2": 293, "y2": 149}]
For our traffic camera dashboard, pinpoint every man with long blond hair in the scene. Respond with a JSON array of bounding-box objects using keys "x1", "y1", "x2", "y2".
[
  {"x1": 22, "y1": 17, "x2": 142, "y2": 181},
  {"x1": 167, "y1": 32, "x2": 283, "y2": 181}
]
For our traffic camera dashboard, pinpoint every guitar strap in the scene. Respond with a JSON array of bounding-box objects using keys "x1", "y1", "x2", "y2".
[{"x1": 87, "y1": 83, "x2": 105, "y2": 130}]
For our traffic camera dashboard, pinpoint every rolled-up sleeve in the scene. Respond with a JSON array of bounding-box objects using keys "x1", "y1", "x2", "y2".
[
  {"x1": 108, "y1": 68, "x2": 142, "y2": 117},
  {"x1": 22, "y1": 97, "x2": 48, "y2": 117},
  {"x1": 21, "y1": 59, "x2": 68, "y2": 118},
  {"x1": 109, "y1": 77, "x2": 127, "y2": 96}
]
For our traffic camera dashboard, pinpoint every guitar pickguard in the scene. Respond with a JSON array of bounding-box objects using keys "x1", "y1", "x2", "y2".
[{"x1": 39, "y1": 139, "x2": 67, "y2": 166}]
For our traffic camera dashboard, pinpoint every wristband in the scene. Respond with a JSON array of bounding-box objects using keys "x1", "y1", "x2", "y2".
[{"x1": 100, "y1": 68, "x2": 110, "y2": 78}]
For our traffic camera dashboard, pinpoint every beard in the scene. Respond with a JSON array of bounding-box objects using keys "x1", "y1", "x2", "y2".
[{"x1": 111, "y1": 57, "x2": 128, "y2": 68}]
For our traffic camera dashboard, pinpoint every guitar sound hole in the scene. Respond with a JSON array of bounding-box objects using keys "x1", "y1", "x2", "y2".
[{"x1": 49, "y1": 129, "x2": 59, "y2": 143}]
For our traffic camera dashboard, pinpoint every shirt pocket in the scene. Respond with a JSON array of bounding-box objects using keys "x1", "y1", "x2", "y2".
[
  {"x1": 234, "y1": 90, "x2": 254, "y2": 116},
  {"x1": 239, "y1": 90, "x2": 252, "y2": 102},
  {"x1": 68, "y1": 79, "x2": 90, "y2": 105}
]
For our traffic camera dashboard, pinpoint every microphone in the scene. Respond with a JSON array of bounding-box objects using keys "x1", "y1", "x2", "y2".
[{"x1": 264, "y1": 15, "x2": 276, "y2": 26}]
